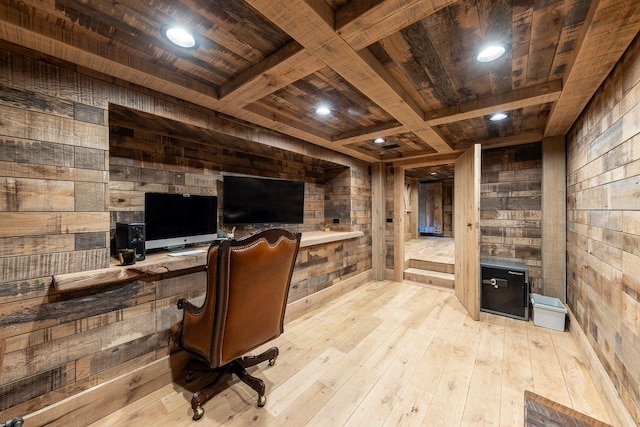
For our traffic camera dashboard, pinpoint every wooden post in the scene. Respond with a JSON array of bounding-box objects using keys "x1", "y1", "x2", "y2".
[
  {"x1": 542, "y1": 136, "x2": 567, "y2": 301},
  {"x1": 393, "y1": 166, "x2": 405, "y2": 282},
  {"x1": 408, "y1": 178, "x2": 419, "y2": 239},
  {"x1": 371, "y1": 162, "x2": 386, "y2": 280}
]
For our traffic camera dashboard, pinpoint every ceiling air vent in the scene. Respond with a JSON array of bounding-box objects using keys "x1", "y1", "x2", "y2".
[{"x1": 381, "y1": 144, "x2": 400, "y2": 150}]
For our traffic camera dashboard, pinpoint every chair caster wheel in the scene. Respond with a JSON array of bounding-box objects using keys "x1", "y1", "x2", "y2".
[
  {"x1": 193, "y1": 405, "x2": 204, "y2": 421},
  {"x1": 268, "y1": 357, "x2": 277, "y2": 366},
  {"x1": 257, "y1": 395, "x2": 267, "y2": 407}
]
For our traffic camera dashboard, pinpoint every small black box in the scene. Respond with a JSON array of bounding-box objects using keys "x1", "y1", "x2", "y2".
[
  {"x1": 115, "y1": 222, "x2": 146, "y2": 261},
  {"x1": 480, "y1": 259, "x2": 529, "y2": 320}
]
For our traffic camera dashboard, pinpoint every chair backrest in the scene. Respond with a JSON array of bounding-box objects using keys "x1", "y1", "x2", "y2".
[
  {"x1": 179, "y1": 228, "x2": 301, "y2": 367},
  {"x1": 213, "y1": 228, "x2": 300, "y2": 365}
]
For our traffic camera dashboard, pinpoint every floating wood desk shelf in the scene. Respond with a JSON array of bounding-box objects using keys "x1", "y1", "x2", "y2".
[
  {"x1": 299, "y1": 230, "x2": 363, "y2": 247},
  {"x1": 51, "y1": 230, "x2": 364, "y2": 291},
  {"x1": 51, "y1": 251, "x2": 208, "y2": 292}
]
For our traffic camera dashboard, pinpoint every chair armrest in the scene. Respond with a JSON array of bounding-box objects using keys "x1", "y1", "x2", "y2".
[{"x1": 177, "y1": 298, "x2": 201, "y2": 312}]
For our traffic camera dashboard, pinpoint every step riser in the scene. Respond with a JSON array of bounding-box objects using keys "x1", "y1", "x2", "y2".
[
  {"x1": 408, "y1": 259, "x2": 454, "y2": 274},
  {"x1": 404, "y1": 271, "x2": 454, "y2": 289}
]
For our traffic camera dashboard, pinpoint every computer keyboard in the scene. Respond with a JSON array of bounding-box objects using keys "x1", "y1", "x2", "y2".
[{"x1": 168, "y1": 248, "x2": 206, "y2": 257}]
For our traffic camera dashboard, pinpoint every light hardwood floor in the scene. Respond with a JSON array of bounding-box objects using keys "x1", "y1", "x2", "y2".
[
  {"x1": 90, "y1": 280, "x2": 611, "y2": 427},
  {"x1": 405, "y1": 236, "x2": 454, "y2": 265}
]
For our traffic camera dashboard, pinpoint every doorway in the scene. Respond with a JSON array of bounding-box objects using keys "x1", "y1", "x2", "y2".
[
  {"x1": 400, "y1": 144, "x2": 481, "y2": 320},
  {"x1": 403, "y1": 164, "x2": 455, "y2": 289}
]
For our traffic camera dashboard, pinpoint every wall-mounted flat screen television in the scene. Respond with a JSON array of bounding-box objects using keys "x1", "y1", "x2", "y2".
[
  {"x1": 144, "y1": 192, "x2": 217, "y2": 251},
  {"x1": 222, "y1": 175, "x2": 304, "y2": 225}
]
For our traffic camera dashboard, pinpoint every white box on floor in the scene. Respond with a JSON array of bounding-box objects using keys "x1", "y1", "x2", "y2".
[{"x1": 530, "y1": 293, "x2": 567, "y2": 331}]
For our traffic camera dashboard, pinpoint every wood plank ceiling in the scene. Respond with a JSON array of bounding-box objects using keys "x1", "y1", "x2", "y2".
[{"x1": 1, "y1": 0, "x2": 639, "y2": 172}]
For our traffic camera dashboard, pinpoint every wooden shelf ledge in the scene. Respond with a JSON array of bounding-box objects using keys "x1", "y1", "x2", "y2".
[
  {"x1": 299, "y1": 230, "x2": 364, "y2": 247},
  {"x1": 51, "y1": 230, "x2": 363, "y2": 292},
  {"x1": 51, "y1": 251, "x2": 208, "y2": 292}
]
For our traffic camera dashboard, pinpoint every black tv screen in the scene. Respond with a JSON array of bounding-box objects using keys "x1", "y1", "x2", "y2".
[
  {"x1": 144, "y1": 193, "x2": 218, "y2": 250},
  {"x1": 222, "y1": 175, "x2": 304, "y2": 225}
]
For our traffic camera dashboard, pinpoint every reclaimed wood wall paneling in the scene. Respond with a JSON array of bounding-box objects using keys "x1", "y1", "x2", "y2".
[
  {"x1": 567, "y1": 35, "x2": 640, "y2": 424},
  {"x1": 0, "y1": 43, "x2": 372, "y2": 418}
]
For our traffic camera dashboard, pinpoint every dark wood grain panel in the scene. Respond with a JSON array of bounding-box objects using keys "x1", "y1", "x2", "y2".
[
  {"x1": 524, "y1": 390, "x2": 612, "y2": 427},
  {"x1": 0, "y1": 280, "x2": 155, "y2": 334},
  {"x1": 74, "y1": 103, "x2": 105, "y2": 125},
  {"x1": 74, "y1": 331, "x2": 168, "y2": 381},
  {"x1": 478, "y1": 0, "x2": 512, "y2": 94},
  {"x1": 0, "y1": 82, "x2": 75, "y2": 117},
  {"x1": 0, "y1": 277, "x2": 51, "y2": 306},
  {"x1": 0, "y1": 137, "x2": 75, "y2": 168},
  {"x1": 74, "y1": 232, "x2": 106, "y2": 251},
  {"x1": 436, "y1": 104, "x2": 550, "y2": 150},
  {"x1": 399, "y1": 18, "x2": 461, "y2": 108},
  {"x1": 0, "y1": 362, "x2": 75, "y2": 411},
  {"x1": 254, "y1": 67, "x2": 397, "y2": 137},
  {"x1": 480, "y1": 143, "x2": 542, "y2": 292},
  {"x1": 2, "y1": 313, "x2": 157, "y2": 385}
]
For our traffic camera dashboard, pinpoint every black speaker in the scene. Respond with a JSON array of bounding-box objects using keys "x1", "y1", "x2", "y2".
[{"x1": 115, "y1": 222, "x2": 146, "y2": 261}]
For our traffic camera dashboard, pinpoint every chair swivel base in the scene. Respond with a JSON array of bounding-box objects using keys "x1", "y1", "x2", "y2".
[{"x1": 188, "y1": 346, "x2": 279, "y2": 421}]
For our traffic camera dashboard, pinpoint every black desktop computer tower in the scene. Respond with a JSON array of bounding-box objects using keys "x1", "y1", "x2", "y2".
[
  {"x1": 480, "y1": 259, "x2": 529, "y2": 320},
  {"x1": 115, "y1": 222, "x2": 146, "y2": 261}
]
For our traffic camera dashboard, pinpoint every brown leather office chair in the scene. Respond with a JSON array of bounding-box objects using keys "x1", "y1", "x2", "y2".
[{"x1": 172, "y1": 228, "x2": 301, "y2": 421}]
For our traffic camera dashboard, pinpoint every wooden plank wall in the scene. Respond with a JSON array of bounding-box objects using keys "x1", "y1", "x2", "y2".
[
  {"x1": 480, "y1": 143, "x2": 543, "y2": 292},
  {"x1": 566, "y1": 35, "x2": 640, "y2": 424},
  {"x1": 385, "y1": 165, "x2": 395, "y2": 270},
  {"x1": 109, "y1": 122, "x2": 331, "y2": 236},
  {"x1": 418, "y1": 182, "x2": 443, "y2": 234},
  {"x1": 442, "y1": 180, "x2": 453, "y2": 236},
  {"x1": 371, "y1": 163, "x2": 386, "y2": 280},
  {"x1": 109, "y1": 123, "x2": 372, "y2": 304},
  {"x1": 0, "y1": 43, "x2": 372, "y2": 419},
  {"x1": 393, "y1": 166, "x2": 405, "y2": 282}
]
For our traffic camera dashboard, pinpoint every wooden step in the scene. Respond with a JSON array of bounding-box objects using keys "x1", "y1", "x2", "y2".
[
  {"x1": 404, "y1": 268, "x2": 455, "y2": 289},
  {"x1": 408, "y1": 258, "x2": 454, "y2": 274}
]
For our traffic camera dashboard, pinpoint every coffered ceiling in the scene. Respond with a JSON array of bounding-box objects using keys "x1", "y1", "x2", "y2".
[{"x1": 1, "y1": 0, "x2": 639, "y2": 167}]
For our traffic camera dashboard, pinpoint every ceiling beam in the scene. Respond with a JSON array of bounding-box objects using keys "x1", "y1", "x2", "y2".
[
  {"x1": 544, "y1": 0, "x2": 640, "y2": 136},
  {"x1": 221, "y1": 0, "x2": 457, "y2": 112},
  {"x1": 218, "y1": 41, "x2": 324, "y2": 105},
  {"x1": 220, "y1": 0, "x2": 459, "y2": 110},
  {"x1": 0, "y1": 7, "x2": 382, "y2": 163},
  {"x1": 246, "y1": 0, "x2": 453, "y2": 153},
  {"x1": 332, "y1": 123, "x2": 407, "y2": 145},
  {"x1": 337, "y1": 0, "x2": 458, "y2": 51},
  {"x1": 387, "y1": 129, "x2": 545, "y2": 166},
  {"x1": 224, "y1": 0, "x2": 457, "y2": 108},
  {"x1": 391, "y1": 151, "x2": 461, "y2": 167},
  {"x1": 426, "y1": 80, "x2": 562, "y2": 126},
  {"x1": 479, "y1": 131, "x2": 544, "y2": 150},
  {"x1": 1, "y1": 0, "x2": 458, "y2": 161}
]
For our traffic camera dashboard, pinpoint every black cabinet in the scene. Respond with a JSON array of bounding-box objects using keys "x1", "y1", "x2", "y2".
[{"x1": 480, "y1": 259, "x2": 529, "y2": 320}]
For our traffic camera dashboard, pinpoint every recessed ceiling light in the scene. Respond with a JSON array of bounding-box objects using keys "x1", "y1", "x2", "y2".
[
  {"x1": 430, "y1": 172, "x2": 437, "y2": 176},
  {"x1": 373, "y1": 137, "x2": 386, "y2": 144},
  {"x1": 161, "y1": 25, "x2": 197, "y2": 49},
  {"x1": 490, "y1": 112, "x2": 508, "y2": 121},
  {"x1": 315, "y1": 105, "x2": 331, "y2": 116},
  {"x1": 476, "y1": 44, "x2": 506, "y2": 63}
]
